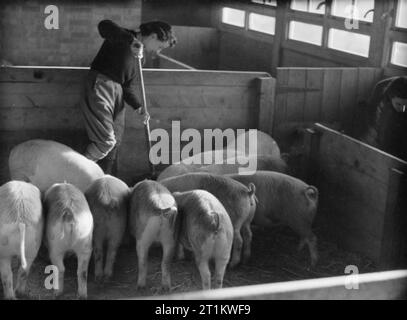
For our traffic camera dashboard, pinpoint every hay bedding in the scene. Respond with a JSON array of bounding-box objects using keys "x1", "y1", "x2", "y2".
[{"x1": 1, "y1": 222, "x2": 376, "y2": 300}]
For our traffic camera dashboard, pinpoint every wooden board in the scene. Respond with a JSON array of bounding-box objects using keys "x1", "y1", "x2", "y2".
[
  {"x1": 271, "y1": 67, "x2": 383, "y2": 148},
  {"x1": 0, "y1": 66, "x2": 272, "y2": 183},
  {"x1": 139, "y1": 270, "x2": 407, "y2": 300},
  {"x1": 307, "y1": 124, "x2": 407, "y2": 267}
]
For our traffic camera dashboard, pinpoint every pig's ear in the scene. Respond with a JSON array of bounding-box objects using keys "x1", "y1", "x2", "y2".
[
  {"x1": 247, "y1": 182, "x2": 256, "y2": 196},
  {"x1": 305, "y1": 186, "x2": 318, "y2": 201}
]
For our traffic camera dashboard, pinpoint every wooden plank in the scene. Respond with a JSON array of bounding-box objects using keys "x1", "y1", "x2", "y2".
[
  {"x1": 273, "y1": 68, "x2": 289, "y2": 138},
  {"x1": 314, "y1": 124, "x2": 407, "y2": 186},
  {"x1": 380, "y1": 169, "x2": 407, "y2": 269},
  {"x1": 339, "y1": 69, "x2": 358, "y2": 133},
  {"x1": 0, "y1": 66, "x2": 270, "y2": 87},
  {"x1": 286, "y1": 69, "x2": 306, "y2": 122},
  {"x1": 139, "y1": 270, "x2": 407, "y2": 300},
  {"x1": 257, "y1": 77, "x2": 276, "y2": 134},
  {"x1": 321, "y1": 69, "x2": 341, "y2": 123},
  {"x1": 303, "y1": 69, "x2": 323, "y2": 122}
]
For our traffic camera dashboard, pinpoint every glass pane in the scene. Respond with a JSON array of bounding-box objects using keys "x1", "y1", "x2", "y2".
[
  {"x1": 354, "y1": 0, "x2": 374, "y2": 22},
  {"x1": 396, "y1": 0, "x2": 407, "y2": 28},
  {"x1": 309, "y1": 0, "x2": 326, "y2": 14},
  {"x1": 391, "y1": 42, "x2": 407, "y2": 67},
  {"x1": 291, "y1": 0, "x2": 308, "y2": 12},
  {"x1": 251, "y1": 0, "x2": 277, "y2": 6},
  {"x1": 291, "y1": 0, "x2": 325, "y2": 14},
  {"x1": 248, "y1": 13, "x2": 276, "y2": 35},
  {"x1": 288, "y1": 21, "x2": 323, "y2": 46},
  {"x1": 332, "y1": 0, "x2": 374, "y2": 22},
  {"x1": 222, "y1": 7, "x2": 246, "y2": 27},
  {"x1": 328, "y1": 28, "x2": 370, "y2": 57}
]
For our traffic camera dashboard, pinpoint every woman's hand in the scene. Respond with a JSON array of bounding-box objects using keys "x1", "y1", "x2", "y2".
[{"x1": 131, "y1": 38, "x2": 144, "y2": 59}]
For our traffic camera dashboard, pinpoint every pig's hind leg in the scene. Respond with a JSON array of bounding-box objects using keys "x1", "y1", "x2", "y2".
[
  {"x1": 49, "y1": 249, "x2": 66, "y2": 298},
  {"x1": 0, "y1": 258, "x2": 15, "y2": 300},
  {"x1": 15, "y1": 255, "x2": 36, "y2": 298},
  {"x1": 93, "y1": 237, "x2": 105, "y2": 283},
  {"x1": 76, "y1": 247, "x2": 92, "y2": 299},
  {"x1": 103, "y1": 238, "x2": 120, "y2": 282},
  {"x1": 160, "y1": 240, "x2": 175, "y2": 291}
]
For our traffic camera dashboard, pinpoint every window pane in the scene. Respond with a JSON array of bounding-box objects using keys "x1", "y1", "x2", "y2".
[
  {"x1": 248, "y1": 13, "x2": 276, "y2": 35},
  {"x1": 251, "y1": 0, "x2": 277, "y2": 6},
  {"x1": 391, "y1": 42, "x2": 407, "y2": 67},
  {"x1": 331, "y1": 0, "x2": 374, "y2": 22},
  {"x1": 328, "y1": 28, "x2": 370, "y2": 57},
  {"x1": 222, "y1": 7, "x2": 246, "y2": 27},
  {"x1": 396, "y1": 0, "x2": 407, "y2": 28},
  {"x1": 288, "y1": 21, "x2": 323, "y2": 46},
  {"x1": 291, "y1": 0, "x2": 325, "y2": 14}
]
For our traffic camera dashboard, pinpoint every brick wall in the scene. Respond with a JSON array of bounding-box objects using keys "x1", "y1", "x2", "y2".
[{"x1": 0, "y1": 0, "x2": 142, "y2": 66}]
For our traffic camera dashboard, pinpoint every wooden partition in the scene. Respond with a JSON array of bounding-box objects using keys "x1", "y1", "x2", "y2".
[
  {"x1": 140, "y1": 270, "x2": 407, "y2": 300},
  {"x1": 258, "y1": 67, "x2": 383, "y2": 150},
  {"x1": 301, "y1": 124, "x2": 407, "y2": 269},
  {"x1": 0, "y1": 66, "x2": 271, "y2": 185}
]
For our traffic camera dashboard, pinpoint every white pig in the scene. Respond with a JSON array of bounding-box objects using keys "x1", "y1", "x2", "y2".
[
  {"x1": 9, "y1": 139, "x2": 104, "y2": 193},
  {"x1": 227, "y1": 171, "x2": 319, "y2": 266},
  {"x1": 85, "y1": 175, "x2": 129, "y2": 283},
  {"x1": 44, "y1": 182, "x2": 93, "y2": 299},
  {"x1": 161, "y1": 173, "x2": 257, "y2": 268},
  {"x1": 0, "y1": 181, "x2": 43, "y2": 300},
  {"x1": 173, "y1": 190, "x2": 233, "y2": 290},
  {"x1": 129, "y1": 180, "x2": 178, "y2": 290}
]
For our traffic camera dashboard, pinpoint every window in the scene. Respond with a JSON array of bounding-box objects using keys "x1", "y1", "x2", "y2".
[
  {"x1": 288, "y1": 21, "x2": 323, "y2": 45},
  {"x1": 328, "y1": 28, "x2": 370, "y2": 57},
  {"x1": 331, "y1": 0, "x2": 374, "y2": 23},
  {"x1": 290, "y1": 0, "x2": 325, "y2": 14},
  {"x1": 396, "y1": 0, "x2": 407, "y2": 29},
  {"x1": 251, "y1": 0, "x2": 277, "y2": 6},
  {"x1": 248, "y1": 13, "x2": 276, "y2": 35},
  {"x1": 222, "y1": 7, "x2": 245, "y2": 27},
  {"x1": 391, "y1": 42, "x2": 407, "y2": 67}
]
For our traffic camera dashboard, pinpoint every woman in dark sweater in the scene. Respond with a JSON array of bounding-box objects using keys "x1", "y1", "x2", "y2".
[
  {"x1": 361, "y1": 76, "x2": 407, "y2": 161},
  {"x1": 80, "y1": 20, "x2": 176, "y2": 174}
]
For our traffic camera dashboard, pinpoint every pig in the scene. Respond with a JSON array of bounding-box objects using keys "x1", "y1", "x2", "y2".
[
  {"x1": 226, "y1": 171, "x2": 319, "y2": 266},
  {"x1": 157, "y1": 163, "x2": 201, "y2": 181},
  {"x1": 226, "y1": 129, "x2": 281, "y2": 159},
  {"x1": 85, "y1": 175, "x2": 129, "y2": 283},
  {"x1": 44, "y1": 182, "x2": 93, "y2": 299},
  {"x1": 0, "y1": 181, "x2": 43, "y2": 300},
  {"x1": 160, "y1": 173, "x2": 257, "y2": 268},
  {"x1": 199, "y1": 154, "x2": 288, "y2": 175},
  {"x1": 172, "y1": 190, "x2": 233, "y2": 290},
  {"x1": 9, "y1": 139, "x2": 104, "y2": 193},
  {"x1": 129, "y1": 180, "x2": 178, "y2": 290}
]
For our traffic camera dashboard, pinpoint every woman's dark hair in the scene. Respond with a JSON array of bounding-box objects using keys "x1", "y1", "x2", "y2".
[
  {"x1": 139, "y1": 21, "x2": 177, "y2": 47},
  {"x1": 384, "y1": 76, "x2": 407, "y2": 99}
]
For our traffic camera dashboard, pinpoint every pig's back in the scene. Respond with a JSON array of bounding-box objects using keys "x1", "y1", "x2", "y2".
[{"x1": 9, "y1": 139, "x2": 104, "y2": 192}]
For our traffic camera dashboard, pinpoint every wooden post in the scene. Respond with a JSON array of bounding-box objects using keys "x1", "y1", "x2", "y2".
[
  {"x1": 271, "y1": 0, "x2": 289, "y2": 76},
  {"x1": 299, "y1": 126, "x2": 321, "y2": 184},
  {"x1": 380, "y1": 168, "x2": 407, "y2": 270},
  {"x1": 257, "y1": 77, "x2": 276, "y2": 135}
]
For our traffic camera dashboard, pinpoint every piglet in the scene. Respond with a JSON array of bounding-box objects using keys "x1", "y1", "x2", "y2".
[
  {"x1": 44, "y1": 182, "x2": 93, "y2": 299},
  {"x1": 173, "y1": 190, "x2": 233, "y2": 290},
  {"x1": 0, "y1": 181, "x2": 43, "y2": 300},
  {"x1": 129, "y1": 180, "x2": 177, "y2": 290},
  {"x1": 85, "y1": 175, "x2": 129, "y2": 283}
]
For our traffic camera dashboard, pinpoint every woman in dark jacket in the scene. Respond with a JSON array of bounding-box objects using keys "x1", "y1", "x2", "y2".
[
  {"x1": 80, "y1": 20, "x2": 176, "y2": 174},
  {"x1": 361, "y1": 76, "x2": 407, "y2": 160}
]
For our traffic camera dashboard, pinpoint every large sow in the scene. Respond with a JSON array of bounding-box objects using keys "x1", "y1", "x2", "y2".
[{"x1": 9, "y1": 139, "x2": 104, "y2": 193}]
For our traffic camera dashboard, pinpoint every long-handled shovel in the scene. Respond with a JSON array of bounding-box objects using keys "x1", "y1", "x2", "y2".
[{"x1": 135, "y1": 48, "x2": 157, "y2": 180}]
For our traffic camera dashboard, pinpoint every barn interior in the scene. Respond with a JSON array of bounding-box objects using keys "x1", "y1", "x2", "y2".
[{"x1": 0, "y1": 0, "x2": 406, "y2": 299}]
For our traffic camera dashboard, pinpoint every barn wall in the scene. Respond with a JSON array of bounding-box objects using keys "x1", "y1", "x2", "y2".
[
  {"x1": 163, "y1": 26, "x2": 219, "y2": 70},
  {"x1": 0, "y1": 66, "x2": 270, "y2": 185},
  {"x1": 0, "y1": 0, "x2": 142, "y2": 66},
  {"x1": 141, "y1": 0, "x2": 218, "y2": 28}
]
